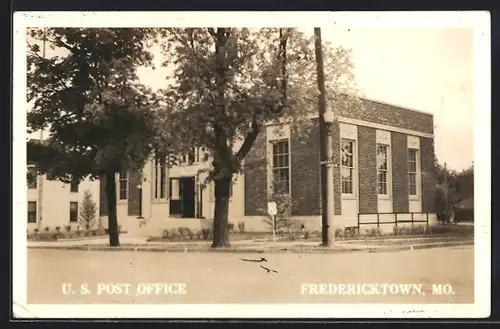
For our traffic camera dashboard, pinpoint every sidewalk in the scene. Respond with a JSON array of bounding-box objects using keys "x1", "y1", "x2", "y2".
[{"x1": 27, "y1": 234, "x2": 474, "y2": 254}]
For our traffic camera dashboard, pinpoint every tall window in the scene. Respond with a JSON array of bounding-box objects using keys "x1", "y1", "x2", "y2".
[
  {"x1": 27, "y1": 201, "x2": 37, "y2": 223},
  {"x1": 377, "y1": 144, "x2": 389, "y2": 195},
  {"x1": 27, "y1": 165, "x2": 37, "y2": 189},
  {"x1": 272, "y1": 140, "x2": 290, "y2": 194},
  {"x1": 119, "y1": 171, "x2": 128, "y2": 200},
  {"x1": 69, "y1": 201, "x2": 78, "y2": 222},
  {"x1": 70, "y1": 180, "x2": 79, "y2": 193},
  {"x1": 341, "y1": 139, "x2": 355, "y2": 194},
  {"x1": 408, "y1": 149, "x2": 419, "y2": 196},
  {"x1": 153, "y1": 157, "x2": 167, "y2": 200}
]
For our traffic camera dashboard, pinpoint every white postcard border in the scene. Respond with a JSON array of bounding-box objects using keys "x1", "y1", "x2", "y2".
[{"x1": 12, "y1": 11, "x2": 491, "y2": 319}]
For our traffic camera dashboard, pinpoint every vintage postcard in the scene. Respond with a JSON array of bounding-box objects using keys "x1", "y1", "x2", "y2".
[{"x1": 12, "y1": 11, "x2": 490, "y2": 319}]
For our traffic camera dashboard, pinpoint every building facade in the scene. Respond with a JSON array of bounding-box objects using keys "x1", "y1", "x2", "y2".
[
  {"x1": 26, "y1": 167, "x2": 101, "y2": 232},
  {"x1": 95, "y1": 97, "x2": 438, "y2": 236}
]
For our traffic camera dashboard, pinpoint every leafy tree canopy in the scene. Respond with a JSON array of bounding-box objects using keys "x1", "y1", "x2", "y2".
[
  {"x1": 156, "y1": 28, "x2": 360, "y2": 181},
  {"x1": 26, "y1": 28, "x2": 175, "y2": 183}
]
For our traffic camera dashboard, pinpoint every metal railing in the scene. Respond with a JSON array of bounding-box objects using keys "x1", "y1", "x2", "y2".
[{"x1": 356, "y1": 212, "x2": 431, "y2": 232}]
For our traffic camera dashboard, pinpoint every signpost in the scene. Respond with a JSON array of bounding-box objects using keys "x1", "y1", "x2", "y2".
[{"x1": 267, "y1": 202, "x2": 277, "y2": 244}]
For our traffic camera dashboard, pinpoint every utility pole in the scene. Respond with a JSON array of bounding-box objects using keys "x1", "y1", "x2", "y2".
[
  {"x1": 37, "y1": 30, "x2": 47, "y2": 231},
  {"x1": 314, "y1": 27, "x2": 335, "y2": 247}
]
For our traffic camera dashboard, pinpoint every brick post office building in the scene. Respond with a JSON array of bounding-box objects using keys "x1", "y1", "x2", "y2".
[
  {"x1": 243, "y1": 97, "x2": 438, "y2": 233},
  {"x1": 97, "y1": 97, "x2": 438, "y2": 236}
]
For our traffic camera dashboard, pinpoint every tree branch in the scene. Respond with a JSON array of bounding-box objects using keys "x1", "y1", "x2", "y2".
[{"x1": 235, "y1": 118, "x2": 260, "y2": 161}]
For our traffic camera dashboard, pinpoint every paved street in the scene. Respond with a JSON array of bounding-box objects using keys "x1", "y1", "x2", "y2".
[{"x1": 27, "y1": 246, "x2": 474, "y2": 304}]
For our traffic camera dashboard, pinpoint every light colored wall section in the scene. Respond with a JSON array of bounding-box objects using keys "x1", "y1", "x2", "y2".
[
  {"x1": 142, "y1": 158, "x2": 154, "y2": 219},
  {"x1": 339, "y1": 123, "x2": 358, "y2": 220},
  {"x1": 407, "y1": 135, "x2": 422, "y2": 213},
  {"x1": 27, "y1": 176, "x2": 100, "y2": 231},
  {"x1": 376, "y1": 129, "x2": 393, "y2": 213}
]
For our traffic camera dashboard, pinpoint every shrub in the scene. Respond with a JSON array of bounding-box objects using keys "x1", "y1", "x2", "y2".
[
  {"x1": 227, "y1": 222, "x2": 235, "y2": 232},
  {"x1": 364, "y1": 227, "x2": 382, "y2": 237},
  {"x1": 118, "y1": 224, "x2": 123, "y2": 233},
  {"x1": 55, "y1": 226, "x2": 61, "y2": 233},
  {"x1": 201, "y1": 228, "x2": 212, "y2": 240},
  {"x1": 237, "y1": 221, "x2": 245, "y2": 233},
  {"x1": 34, "y1": 228, "x2": 39, "y2": 233},
  {"x1": 334, "y1": 228, "x2": 344, "y2": 238},
  {"x1": 43, "y1": 226, "x2": 50, "y2": 232},
  {"x1": 104, "y1": 228, "x2": 109, "y2": 234},
  {"x1": 79, "y1": 190, "x2": 97, "y2": 230},
  {"x1": 64, "y1": 225, "x2": 71, "y2": 233},
  {"x1": 303, "y1": 231, "x2": 310, "y2": 239},
  {"x1": 169, "y1": 228, "x2": 178, "y2": 239},
  {"x1": 162, "y1": 229, "x2": 169, "y2": 238},
  {"x1": 393, "y1": 226, "x2": 429, "y2": 236}
]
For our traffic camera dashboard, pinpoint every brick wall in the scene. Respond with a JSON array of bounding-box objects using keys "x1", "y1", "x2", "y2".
[
  {"x1": 339, "y1": 97, "x2": 434, "y2": 134},
  {"x1": 244, "y1": 132, "x2": 267, "y2": 216},
  {"x1": 330, "y1": 123, "x2": 342, "y2": 216},
  {"x1": 290, "y1": 122, "x2": 321, "y2": 216},
  {"x1": 358, "y1": 126, "x2": 378, "y2": 213},
  {"x1": 420, "y1": 137, "x2": 436, "y2": 213},
  {"x1": 243, "y1": 99, "x2": 435, "y2": 217},
  {"x1": 391, "y1": 132, "x2": 409, "y2": 212}
]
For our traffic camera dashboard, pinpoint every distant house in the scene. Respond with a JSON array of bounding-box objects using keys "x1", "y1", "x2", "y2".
[
  {"x1": 26, "y1": 169, "x2": 100, "y2": 232},
  {"x1": 96, "y1": 97, "x2": 438, "y2": 236}
]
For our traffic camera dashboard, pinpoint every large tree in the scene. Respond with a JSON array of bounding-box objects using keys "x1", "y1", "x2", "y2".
[
  {"x1": 26, "y1": 28, "x2": 172, "y2": 246},
  {"x1": 158, "y1": 28, "x2": 358, "y2": 247}
]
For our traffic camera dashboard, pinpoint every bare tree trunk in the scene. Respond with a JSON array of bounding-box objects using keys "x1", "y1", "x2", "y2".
[
  {"x1": 104, "y1": 171, "x2": 120, "y2": 247},
  {"x1": 212, "y1": 175, "x2": 231, "y2": 248}
]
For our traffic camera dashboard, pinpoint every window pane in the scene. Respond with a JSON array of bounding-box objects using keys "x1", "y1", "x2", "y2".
[
  {"x1": 28, "y1": 201, "x2": 37, "y2": 212},
  {"x1": 377, "y1": 145, "x2": 388, "y2": 170},
  {"x1": 341, "y1": 167, "x2": 352, "y2": 180},
  {"x1": 378, "y1": 182, "x2": 386, "y2": 195},
  {"x1": 70, "y1": 202, "x2": 78, "y2": 211},
  {"x1": 70, "y1": 181, "x2": 79, "y2": 193},
  {"x1": 378, "y1": 171, "x2": 386, "y2": 183}
]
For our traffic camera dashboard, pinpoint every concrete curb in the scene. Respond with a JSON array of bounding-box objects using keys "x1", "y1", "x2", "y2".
[{"x1": 28, "y1": 240, "x2": 474, "y2": 254}]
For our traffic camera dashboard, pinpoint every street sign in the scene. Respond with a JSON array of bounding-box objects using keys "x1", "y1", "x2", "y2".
[{"x1": 267, "y1": 202, "x2": 277, "y2": 216}]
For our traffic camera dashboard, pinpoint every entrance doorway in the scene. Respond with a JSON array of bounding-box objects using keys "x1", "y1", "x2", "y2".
[
  {"x1": 169, "y1": 176, "x2": 197, "y2": 218},
  {"x1": 180, "y1": 176, "x2": 195, "y2": 218}
]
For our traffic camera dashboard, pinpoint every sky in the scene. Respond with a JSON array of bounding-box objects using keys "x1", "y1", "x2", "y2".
[
  {"x1": 27, "y1": 26, "x2": 475, "y2": 171},
  {"x1": 135, "y1": 27, "x2": 475, "y2": 171}
]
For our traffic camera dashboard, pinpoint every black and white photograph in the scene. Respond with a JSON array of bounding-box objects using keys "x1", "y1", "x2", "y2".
[{"x1": 12, "y1": 11, "x2": 490, "y2": 318}]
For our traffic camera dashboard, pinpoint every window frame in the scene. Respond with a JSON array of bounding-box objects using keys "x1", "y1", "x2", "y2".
[
  {"x1": 27, "y1": 201, "x2": 37, "y2": 224},
  {"x1": 70, "y1": 180, "x2": 79, "y2": 193},
  {"x1": 118, "y1": 171, "x2": 129, "y2": 201},
  {"x1": 376, "y1": 144, "x2": 390, "y2": 197},
  {"x1": 69, "y1": 201, "x2": 78, "y2": 222},
  {"x1": 341, "y1": 138, "x2": 356, "y2": 195},
  {"x1": 407, "y1": 148, "x2": 420, "y2": 198},
  {"x1": 270, "y1": 139, "x2": 291, "y2": 195}
]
